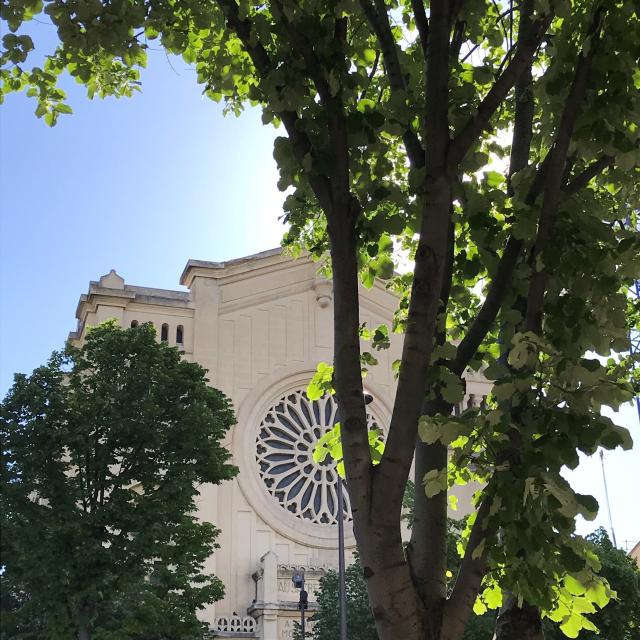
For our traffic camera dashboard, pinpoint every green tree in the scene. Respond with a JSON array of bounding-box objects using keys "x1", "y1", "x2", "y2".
[
  {"x1": 303, "y1": 528, "x2": 640, "y2": 640},
  {"x1": 301, "y1": 523, "x2": 494, "y2": 640},
  {"x1": 0, "y1": 322, "x2": 237, "y2": 640},
  {"x1": 304, "y1": 557, "x2": 379, "y2": 640},
  {"x1": 2, "y1": 2, "x2": 639, "y2": 640},
  {"x1": 543, "y1": 528, "x2": 640, "y2": 640}
]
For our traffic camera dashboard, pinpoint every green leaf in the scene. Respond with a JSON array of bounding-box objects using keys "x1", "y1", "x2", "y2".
[
  {"x1": 559, "y1": 613, "x2": 582, "y2": 638},
  {"x1": 485, "y1": 171, "x2": 504, "y2": 188},
  {"x1": 472, "y1": 598, "x2": 487, "y2": 615},
  {"x1": 585, "y1": 580, "x2": 610, "y2": 609},
  {"x1": 362, "y1": 48, "x2": 377, "y2": 64},
  {"x1": 575, "y1": 494, "x2": 599, "y2": 521},
  {"x1": 564, "y1": 575, "x2": 586, "y2": 596},
  {"x1": 483, "y1": 584, "x2": 503, "y2": 609},
  {"x1": 423, "y1": 468, "x2": 447, "y2": 498},
  {"x1": 307, "y1": 362, "x2": 334, "y2": 400}
]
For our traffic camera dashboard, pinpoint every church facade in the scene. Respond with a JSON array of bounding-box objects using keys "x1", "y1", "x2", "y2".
[{"x1": 69, "y1": 249, "x2": 490, "y2": 640}]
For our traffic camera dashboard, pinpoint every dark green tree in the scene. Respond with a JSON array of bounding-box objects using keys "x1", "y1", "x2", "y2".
[
  {"x1": 304, "y1": 528, "x2": 640, "y2": 640},
  {"x1": 304, "y1": 558, "x2": 379, "y2": 640},
  {"x1": 0, "y1": 321, "x2": 237, "y2": 640},
  {"x1": 543, "y1": 528, "x2": 640, "y2": 640},
  {"x1": 2, "y1": 2, "x2": 640, "y2": 639}
]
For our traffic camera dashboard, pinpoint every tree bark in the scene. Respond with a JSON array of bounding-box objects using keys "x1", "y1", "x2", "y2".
[
  {"x1": 76, "y1": 603, "x2": 93, "y2": 640},
  {"x1": 494, "y1": 599, "x2": 544, "y2": 640},
  {"x1": 328, "y1": 204, "x2": 424, "y2": 640},
  {"x1": 409, "y1": 439, "x2": 448, "y2": 636}
]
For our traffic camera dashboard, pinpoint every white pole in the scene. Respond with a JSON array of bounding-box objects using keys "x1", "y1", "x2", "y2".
[{"x1": 599, "y1": 449, "x2": 617, "y2": 547}]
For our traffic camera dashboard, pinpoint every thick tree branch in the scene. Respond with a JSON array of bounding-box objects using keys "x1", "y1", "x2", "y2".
[
  {"x1": 376, "y1": 6, "x2": 453, "y2": 618},
  {"x1": 564, "y1": 155, "x2": 614, "y2": 196},
  {"x1": 267, "y1": 5, "x2": 366, "y2": 500},
  {"x1": 270, "y1": 0, "x2": 333, "y2": 104},
  {"x1": 218, "y1": 0, "x2": 369, "y2": 521},
  {"x1": 358, "y1": 0, "x2": 425, "y2": 167},
  {"x1": 450, "y1": 18, "x2": 466, "y2": 62},
  {"x1": 424, "y1": 0, "x2": 451, "y2": 166},
  {"x1": 525, "y1": 5, "x2": 607, "y2": 332},
  {"x1": 407, "y1": 216, "x2": 454, "y2": 611},
  {"x1": 441, "y1": 495, "x2": 492, "y2": 640},
  {"x1": 450, "y1": 151, "x2": 613, "y2": 376},
  {"x1": 410, "y1": 440, "x2": 448, "y2": 625},
  {"x1": 450, "y1": 0, "x2": 535, "y2": 376},
  {"x1": 448, "y1": 7, "x2": 554, "y2": 168},
  {"x1": 438, "y1": 216, "x2": 456, "y2": 344},
  {"x1": 377, "y1": 0, "x2": 452, "y2": 499},
  {"x1": 215, "y1": 0, "x2": 333, "y2": 212},
  {"x1": 328, "y1": 209, "x2": 371, "y2": 514},
  {"x1": 495, "y1": 600, "x2": 544, "y2": 640},
  {"x1": 507, "y1": 0, "x2": 535, "y2": 193},
  {"x1": 411, "y1": 0, "x2": 429, "y2": 58},
  {"x1": 450, "y1": 237, "x2": 522, "y2": 376}
]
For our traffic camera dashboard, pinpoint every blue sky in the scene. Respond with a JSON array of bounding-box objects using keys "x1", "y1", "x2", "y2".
[
  {"x1": 1, "y1": 31, "x2": 638, "y2": 550},
  {"x1": 1, "y1": 35, "x2": 286, "y2": 391}
]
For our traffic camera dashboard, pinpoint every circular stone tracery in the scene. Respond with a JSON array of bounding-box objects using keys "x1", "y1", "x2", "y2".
[{"x1": 256, "y1": 390, "x2": 379, "y2": 526}]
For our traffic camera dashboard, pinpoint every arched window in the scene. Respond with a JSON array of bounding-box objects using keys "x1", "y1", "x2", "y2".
[
  {"x1": 176, "y1": 325, "x2": 184, "y2": 344},
  {"x1": 130, "y1": 320, "x2": 139, "y2": 328},
  {"x1": 161, "y1": 323, "x2": 169, "y2": 342}
]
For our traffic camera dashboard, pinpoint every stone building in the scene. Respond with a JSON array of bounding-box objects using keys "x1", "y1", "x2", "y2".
[{"x1": 69, "y1": 249, "x2": 490, "y2": 640}]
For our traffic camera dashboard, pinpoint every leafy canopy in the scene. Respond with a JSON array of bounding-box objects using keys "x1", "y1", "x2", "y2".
[
  {"x1": 0, "y1": 321, "x2": 237, "y2": 640},
  {"x1": 302, "y1": 527, "x2": 640, "y2": 640},
  {"x1": 2, "y1": 1, "x2": 640, "y2": 639}
]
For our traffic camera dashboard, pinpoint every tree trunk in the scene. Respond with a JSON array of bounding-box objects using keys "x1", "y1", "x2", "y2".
[
  {"x1": 76, "y1": 602, "x2": 93, "y2": 640},
  {"x1": 355, "y1": 516, "x2": 425, "y2": 640},
  {"x1": 493, "y1": 598, "x2": 543, "y2": 640},
  {"x1": 327, "y1": 195, "x2": 427, "y2": 640},
  {"x1": 408, "y1": 440, "x2": 447, "y2": 633}
]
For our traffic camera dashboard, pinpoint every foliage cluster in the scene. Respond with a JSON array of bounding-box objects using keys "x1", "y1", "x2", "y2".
[
  {"x1": 2, "y1": 1, "x2": 639, "y2": 638},
  {"x1": 304, "y1": 528, "x2": 640, "y2": 640},
  {"x1": 0, "y1": 322, "x2": 237, "y2": 640}
]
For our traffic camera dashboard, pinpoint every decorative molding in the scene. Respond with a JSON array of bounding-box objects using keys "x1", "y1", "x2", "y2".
[
  {"x1": 256, "y1": 389, "x2": 380, "y2": 525},
  {"x1": 213, "y1": 616, "x2": 257, "y2": 634},
  {"x1": 312, "y1": 278, "x2": 332, "y2": 308},
  {"x1": 233, "y1": 366, "x2": 393, "y2": 549}
]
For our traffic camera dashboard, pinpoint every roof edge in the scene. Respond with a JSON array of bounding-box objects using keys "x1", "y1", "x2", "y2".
[{"x1": 180, "y1": 247, "x2": 286, "y2": 286}]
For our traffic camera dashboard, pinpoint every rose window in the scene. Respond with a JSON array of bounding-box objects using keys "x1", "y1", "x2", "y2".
[{"x1": 256, "y1": 390, "x2": 379, "y2": 525}]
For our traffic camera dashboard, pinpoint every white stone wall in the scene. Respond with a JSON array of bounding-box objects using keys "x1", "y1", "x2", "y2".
[{"x1": 71, "y1": 250, "x2": 490, "y2": 638}]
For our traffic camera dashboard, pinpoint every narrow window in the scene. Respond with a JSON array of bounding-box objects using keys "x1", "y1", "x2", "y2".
[
  {"x1": 130, "y1": 320, "x2": 138, "y2": 328},
  {"x1": 161, "y1": 323, "x2": 169, "y2": 342},
  {"x1": 176, "y1": 325, "x2": 184, "y2": 344}
]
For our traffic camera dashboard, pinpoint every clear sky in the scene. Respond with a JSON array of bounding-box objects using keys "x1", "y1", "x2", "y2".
[{"x1": 1, "y1": 28, "x2": 637, "y2": 551}]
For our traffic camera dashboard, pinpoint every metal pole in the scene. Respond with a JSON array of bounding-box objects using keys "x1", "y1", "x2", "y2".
[
  {"x1": 599, "y1": 450, "x2": 617, "y2": 547},
  {"x1": 337, "y1": 476, "x2": 347, "y2": 640},
  {"x1": 292, "y1": 570, "x2": 307, "y2": 638},
  {"x1": 626, "y1": 213, "x2": 640, "y2": 422}
]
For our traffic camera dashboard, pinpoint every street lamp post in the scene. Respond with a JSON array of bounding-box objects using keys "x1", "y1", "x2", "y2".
[
  {"x1": 291, "y1": 569, "x2": 308, "y2": 637},
  {"x1": 337, "y1": 477, "x2": 347, "y2": 640}
]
